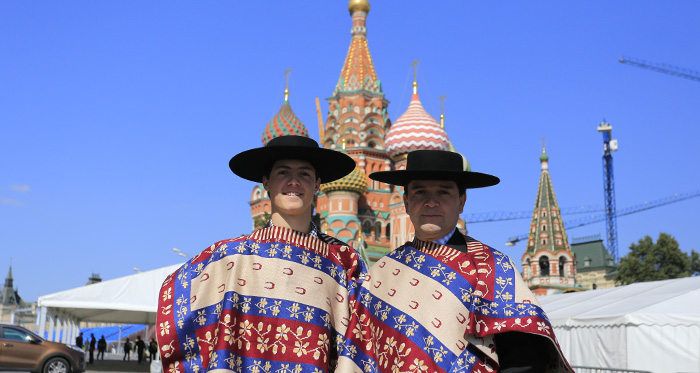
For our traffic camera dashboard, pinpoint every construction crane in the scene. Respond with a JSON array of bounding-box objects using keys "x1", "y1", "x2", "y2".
[
  {"x1": 504, "y1": 190, "x2": 700, "y2": 247},
  {"x1": 619, "y1": 57, "x2": 700, "y2": 82},
  {"x1": 598, "y1": 121, "x2": 619, "y2": 263},
  {"x1": 464, "y1": 205, "x2": 605, "y2": 224}
]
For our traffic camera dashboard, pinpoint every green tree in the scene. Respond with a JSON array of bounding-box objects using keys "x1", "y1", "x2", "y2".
[
  {"x1": 616, "y1": 232, "x2": 700, "y2": 285},
  {"x1": 253, "y1": 212, "x2": 271, "y2": 231}
]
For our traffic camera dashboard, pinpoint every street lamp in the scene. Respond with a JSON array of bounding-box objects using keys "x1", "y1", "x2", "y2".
[{"x1": 133, "y1": 267, "x2": 141, "y2": 273}]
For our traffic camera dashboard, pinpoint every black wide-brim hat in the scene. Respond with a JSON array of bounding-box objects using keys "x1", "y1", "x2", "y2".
[
  {"x1": 369, "y1": 149, "x2": 500, "y2": 188},
  {"x1": 229, "y1": 135, "x2": 356, "y2": 183}
]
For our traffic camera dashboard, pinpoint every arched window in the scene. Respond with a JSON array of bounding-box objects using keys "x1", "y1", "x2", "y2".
[
  {"x1": 385, "y1": 223, "x2": 391, "y2": 238},
  {"x1": 375, "y1": 222, "x2": 382, "y2": 240},
  {"x1": 559, "y1": 256, "x2": 567, "y2": 277},
  {"x1": 362, "y1": 221, "x2": 372, "y2": 235},
  {"x1": 539, "y1": 256, "x2": 550, "y2": 276}
]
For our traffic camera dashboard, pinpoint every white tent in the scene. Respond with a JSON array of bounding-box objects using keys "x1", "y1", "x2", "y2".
[
  {"x1": 35, "y1": 264, "x2": 181, "y2": 343},
  {"x1": 539, "y1": 276, "x2": 700, "y2": 373}
]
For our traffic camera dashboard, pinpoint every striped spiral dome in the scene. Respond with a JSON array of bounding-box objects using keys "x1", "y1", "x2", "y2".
[
  {"x1": 261, "y1": 101, "x2": 309, "y2": 146},
  {"x1": 320, "y1": 166, "x2": 367, "y2": 194},
  {"x1": 385, "y1": 93, "x2": 450, "y2": 159}
]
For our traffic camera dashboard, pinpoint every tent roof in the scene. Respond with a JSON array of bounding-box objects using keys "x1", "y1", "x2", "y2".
[
  {"x1": 538, "y1": 276, "x2": 700, "y2": 327},
  {"x1": 37, "y1": 264, "x2": 181, "y2": 324}
]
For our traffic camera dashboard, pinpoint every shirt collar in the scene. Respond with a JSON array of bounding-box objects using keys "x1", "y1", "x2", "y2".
[
  {"x1": 264, "y1": 220, "x2": 319, "y2": 238},
  {"x1": 433, "y1": 228, "x2": 457, "y2": 246}
]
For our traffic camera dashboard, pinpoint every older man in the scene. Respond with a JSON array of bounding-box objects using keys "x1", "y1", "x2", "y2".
[
  {"x1": 156, "y1": 136, "x2": 370, "y2": 373},
  {"x1": 353, "y1": 150, "x2": 572, "y2": 372}
]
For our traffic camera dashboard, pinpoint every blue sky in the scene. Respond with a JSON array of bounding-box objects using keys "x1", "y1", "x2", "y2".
[{"x1": 2, "y1": 1, "x2": 699, "y2": 302}]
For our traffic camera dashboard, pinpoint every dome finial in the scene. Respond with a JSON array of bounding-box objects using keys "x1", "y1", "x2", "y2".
[
  {"x1": 283, "y1": 68, "x2": 291, "y2": 102},
  {"x1": 541, "y1": 136, "x2": 547, "y2": 154},
  {"x1": 348, "y1": 0, "x2": 370, "y2": 14},
  {"x1": 410, "y1": 60, "x2": 420, "y2": 94},
  {"x1": 438, "y1": 95, "x2": 446, "y2": 129},
  {"x1": 540, "y1": 137, "x2": 549, "y2": 164}
]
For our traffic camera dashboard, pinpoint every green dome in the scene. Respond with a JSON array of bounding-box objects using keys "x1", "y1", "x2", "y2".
[
  {"x1": 320, "y1": 167, "x2": 367, "y2": 194},
  {"x1": 540, "y1": 152, "x2": 549, "y2": 162}
]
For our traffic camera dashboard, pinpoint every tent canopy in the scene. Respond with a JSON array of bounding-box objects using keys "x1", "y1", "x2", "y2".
[
  {"x1": 538, "y1": 276, "x2": 700, "y2": 373},
  {"x1": 37, "y1": 264, "x2": 181, "y2": 324},
  {"x1": 539, "y1": 275, "x2": 700, "y2": 327}
]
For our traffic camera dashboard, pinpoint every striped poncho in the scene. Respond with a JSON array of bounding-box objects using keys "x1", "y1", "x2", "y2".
[
  {"x1": 351, "y1": 235, "x2": 573, "y2": 373},
  {"x1": 156, "y1": 226, "x2": 370, "y2": 373}
]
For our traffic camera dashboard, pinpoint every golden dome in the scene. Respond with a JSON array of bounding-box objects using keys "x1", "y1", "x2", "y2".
[
  {"x1": 348, "y1": 0, "x2": 370, "y2": 14},
  {"x1": 320, "y1": 167, "x2": 368, "y2": 194}
]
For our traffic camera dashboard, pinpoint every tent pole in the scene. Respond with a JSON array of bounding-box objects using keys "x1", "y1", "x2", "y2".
[{"x1": 37, "y1": 306, "x2": 47, "y2": 337}]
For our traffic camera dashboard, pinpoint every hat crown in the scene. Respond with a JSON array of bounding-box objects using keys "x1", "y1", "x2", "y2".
[
  {"x1": 406, "y1": 150, "x2": 464, "y2": 172},
  {"x1": 267, "y1": 135, "x2": 319, "y2": 149}
]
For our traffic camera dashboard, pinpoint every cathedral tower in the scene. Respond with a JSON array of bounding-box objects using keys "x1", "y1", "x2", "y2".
[
  {"x1": 521, "y1": 148, "x2": 581, "y2": 295},
  {"x1": 316, "y1": 0, "x2": 392, "y2": 262}
]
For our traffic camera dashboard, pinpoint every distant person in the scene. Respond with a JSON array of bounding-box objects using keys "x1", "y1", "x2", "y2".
[
  {"x1": 134, "y1": 335, "x2": 146, "y2": 364},
  {"x1": 88, "y1": 333, "x2": 96, "y2": 364},
  {"x1": 148, "y1": 338, "x2": 158, "y2": 362},
  {"x1": 75, "y1": 332, "x2": 83, "y2": 349},
  {"x1": 97, "y1": 335, "x2": 107, "y2": 360},
  {"x1": 123, "y1": 337, "x2": 132, "y2": 361}
]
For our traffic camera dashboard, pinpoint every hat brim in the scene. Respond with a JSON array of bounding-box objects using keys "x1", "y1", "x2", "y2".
[
  {"x1": 230, "y1": 146, "x2": 356, "y2": 183},
  {"x1": 369, "y1": 170, "x2": 500, "y2": 189}
]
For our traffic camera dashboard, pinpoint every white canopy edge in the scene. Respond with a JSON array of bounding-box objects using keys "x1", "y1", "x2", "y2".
[
  {"x1": 37, "y1": 263, "x2": 182, "y2": 324},
  {"x1": 538, "y1": 276, "x2": 700, "y2": 327}
]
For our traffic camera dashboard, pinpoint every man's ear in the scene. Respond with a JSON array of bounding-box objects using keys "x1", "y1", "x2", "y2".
[
  {"x1": 262, "y1": 176, "x2": 269, "y2": 191},
  {"x1": 314, "y1": 178, "x2": 321, "y2": 193},
  {"x1": 458, "y1": 192, "x2": 466, "y2": 214},
  {"x1": 403, "y1": 192, "x2": 409, "y2": 210}
]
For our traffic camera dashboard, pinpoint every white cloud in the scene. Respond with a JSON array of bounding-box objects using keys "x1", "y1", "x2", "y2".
[
  {"x1": 1, "y1": 198, "x2": 24, "y2": 206},
  {"x1": 10, "y1": 184, "x2": 30, "y2": 193}
]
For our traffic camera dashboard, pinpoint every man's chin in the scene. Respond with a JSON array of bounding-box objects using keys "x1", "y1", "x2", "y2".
[{"x1": 415, "y1": 224, "x2": 445, "y2": 240}]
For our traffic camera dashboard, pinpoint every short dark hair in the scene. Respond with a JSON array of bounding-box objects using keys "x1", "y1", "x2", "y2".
[
  {"x1": 262, "y1": 160, "x2": 320, "y2": 181},
  {"x1": 404, "y1": 180, "x2": 466, "y2": 197}
]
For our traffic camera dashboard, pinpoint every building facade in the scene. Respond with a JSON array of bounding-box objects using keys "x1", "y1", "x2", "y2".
[{"x1": 571, "y1": 235, "x2": 617, "y2": 290}]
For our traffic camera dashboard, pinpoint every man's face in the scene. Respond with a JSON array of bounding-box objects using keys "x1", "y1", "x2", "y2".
[
  {"x1": 263, "y1": 159, "x2": 320, "y2": 219},
  {"x1": 404, "y1": 179, "x2": 466, "y2": 241}
]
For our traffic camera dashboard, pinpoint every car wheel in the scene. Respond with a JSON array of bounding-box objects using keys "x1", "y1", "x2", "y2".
[{"x1": 43, "y1": 357, "x2": 70, "y2": 373}]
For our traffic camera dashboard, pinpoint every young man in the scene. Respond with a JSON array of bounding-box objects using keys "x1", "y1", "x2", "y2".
[
  {"x1": 156, "y1": 135, "x2": 369, "y2": 373},
  {"x1": 355, "y1": 150, "x2": 573, "y2": 372}
]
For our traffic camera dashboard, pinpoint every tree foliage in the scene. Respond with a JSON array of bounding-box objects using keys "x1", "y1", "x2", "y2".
[
  {"x1": 253, "y1": 212, "x2": 271, "y2": 231},
  {"x1": 616, "y1": 232, "x2": 700, "y2": 285}
]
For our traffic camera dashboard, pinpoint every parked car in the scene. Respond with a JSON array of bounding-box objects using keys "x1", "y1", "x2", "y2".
[{"x1": 0, "y1": 323, "x2": 85, "y2": 373}]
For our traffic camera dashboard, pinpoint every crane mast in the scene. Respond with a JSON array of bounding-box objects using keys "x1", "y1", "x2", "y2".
[{"x1": 597, "y1": 121, "x2": 619, "y2": 263}]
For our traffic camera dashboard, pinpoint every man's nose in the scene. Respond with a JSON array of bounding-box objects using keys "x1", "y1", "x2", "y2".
[
  {"x1": 287, "y1": 173, "x2": 301, "y2": 185},
  {"x1": 424, "y1": 194, "x2": 439, "y2": 207}
]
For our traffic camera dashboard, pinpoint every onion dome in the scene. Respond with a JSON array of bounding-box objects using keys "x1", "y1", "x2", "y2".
[
  {"x1": 348, "y1": 0, "x2": 370, "y2": 14},
  {"x1": 385, "y1": 84, "x2": 450, "y2": 159},
  {"x1": 261, "y1": 89, "x2": 309, "y2": 146},
  {"x1": 320, "y1": 167, "x2": 367, "y2": 194}
]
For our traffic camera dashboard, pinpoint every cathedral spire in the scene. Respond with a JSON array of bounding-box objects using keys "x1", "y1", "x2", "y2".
[
  {"x1": 335, "y1": 0, "x2": 381, "y2": 94},
  {"x1": 521, "y1": 146, "x2": 580, "y2": 295}
]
